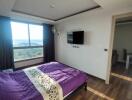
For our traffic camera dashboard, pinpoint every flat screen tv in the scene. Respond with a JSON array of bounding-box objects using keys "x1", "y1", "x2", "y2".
[{"x1": 67, "y1": 31, "x2": 84, "y2": 44}]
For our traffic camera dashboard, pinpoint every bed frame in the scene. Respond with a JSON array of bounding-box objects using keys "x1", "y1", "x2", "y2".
[{"x1": 64, "y1": 82, "x2": 87, "y2": 99}]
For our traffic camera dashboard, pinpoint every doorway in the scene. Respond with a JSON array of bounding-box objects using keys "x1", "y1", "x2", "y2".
[
  {"x1": 106, "y1": 12, "x2": 132, "y2": 84},
  {"x1": 106, "y1": 13, "x2": 132, "y2": 83},
  {"x1": 111, "y1": 16, "x2": 132, "y2": 78}
]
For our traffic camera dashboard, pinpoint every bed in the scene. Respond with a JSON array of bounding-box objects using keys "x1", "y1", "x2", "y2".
[{"x1": 0, "y1": 62, "x2": 87, "y2": 100}]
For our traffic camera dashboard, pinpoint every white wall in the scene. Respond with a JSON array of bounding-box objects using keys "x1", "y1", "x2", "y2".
[
  {"x1": 55, "y1": 8, "x2": 132, "y2": 80},
  {"x1": 113, "y1": 22, "x2": 132, "y2": 61}
]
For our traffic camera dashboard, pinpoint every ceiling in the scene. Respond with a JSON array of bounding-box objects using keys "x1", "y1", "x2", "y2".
[
  {"x1": 0, "y1": 0, "x2": 16, "y2": 17},
  {"x1": 12, "y1": 0, "x2": 99, "y2": 21},
  {"x1": 0, "y1": 0, "x2": 132, "y2": 23}
]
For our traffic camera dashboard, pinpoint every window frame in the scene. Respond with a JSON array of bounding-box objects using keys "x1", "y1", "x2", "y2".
[{"x1": 11, "y1": 20, "x2": 44, "y2": 62}]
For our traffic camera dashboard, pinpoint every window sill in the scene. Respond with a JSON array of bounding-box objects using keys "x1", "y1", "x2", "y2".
[
  {"x1": 14, "y1": 57, "x2": 43, "y2": 63},
  {"x1": 14, "y1": 57, "x2": 44, "y2": 69}
]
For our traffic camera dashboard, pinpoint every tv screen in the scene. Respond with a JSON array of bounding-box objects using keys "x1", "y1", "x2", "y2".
[{"x1": 67, "y1": 31, "x2": 84, "y2": 44}]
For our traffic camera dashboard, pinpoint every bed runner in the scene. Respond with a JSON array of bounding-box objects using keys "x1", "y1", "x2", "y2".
[{"x1": 23, "y1": 67, "x2": 63, "y2": 100}]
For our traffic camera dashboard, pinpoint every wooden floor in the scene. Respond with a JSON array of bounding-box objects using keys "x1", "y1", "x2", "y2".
[
  {"x1": 65, "y1": 75, "x2": 132, "y2": 100},
  {"x1": 112, "y1": 62, "x2": 132, "y2": 78}
]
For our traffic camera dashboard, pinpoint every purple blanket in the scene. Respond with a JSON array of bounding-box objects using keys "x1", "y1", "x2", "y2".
[{"x1": 0, "y1": 62, "x2": 87, "y2": 100}]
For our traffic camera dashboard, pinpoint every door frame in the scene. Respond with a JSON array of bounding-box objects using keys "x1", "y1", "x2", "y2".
[{"x1": 106, "y1": 12, "x2": 132, "y2": 84}]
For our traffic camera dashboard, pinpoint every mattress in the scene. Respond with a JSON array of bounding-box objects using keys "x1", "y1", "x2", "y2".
[{"x1": 0, "y1": 62, "x2": 87, "y2": 100}]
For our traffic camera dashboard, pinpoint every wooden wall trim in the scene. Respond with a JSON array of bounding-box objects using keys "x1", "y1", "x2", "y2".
[{"x1": 55, "y1": 5, "x2": 101, "y2": 21}]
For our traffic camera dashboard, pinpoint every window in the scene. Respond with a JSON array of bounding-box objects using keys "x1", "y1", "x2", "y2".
[
  {"x1": 29, "y1": 24, "x2": 43, "y2": 46},
  {"x1": 11, "y1": 22, "x2": 29, "y2": 47},
  {"x1": 11, "y1": 21, "x2": 43, "y2": 61}
]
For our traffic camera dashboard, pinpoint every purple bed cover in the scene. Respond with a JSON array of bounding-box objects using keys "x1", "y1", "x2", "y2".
[{"x1": 0, "y1": 62, "x2": 87, "y2": 100}]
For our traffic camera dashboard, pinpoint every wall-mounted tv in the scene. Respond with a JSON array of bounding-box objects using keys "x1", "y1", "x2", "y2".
[{"x1": 67, "y1": 31, "x2": 84, "y2": 44}]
